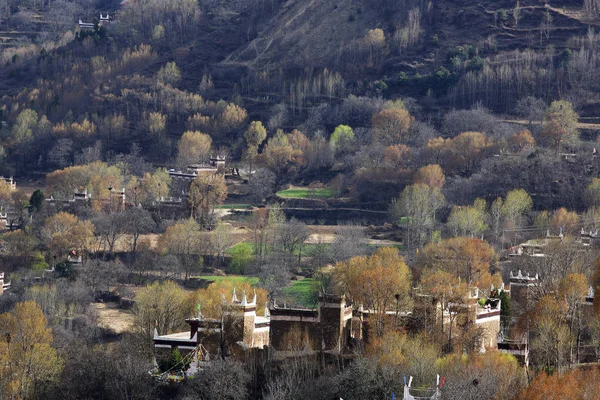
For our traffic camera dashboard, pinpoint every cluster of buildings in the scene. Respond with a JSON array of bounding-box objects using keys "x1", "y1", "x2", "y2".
[
  {"x1": 152, "y1": 248, "x2": 600, "y2": 377},
  {"x1": 167, "y1": 156, "x2": 226, "y2": 182},
  {"x1": 152, "y1": 273, "x2": 537, "y2": 376},
  {"x1": 78, "y1": 13, "x2": 114, "y2": 30},
  {"x1": 153, "y1": 291, "x2": 355, "y2": 362}
]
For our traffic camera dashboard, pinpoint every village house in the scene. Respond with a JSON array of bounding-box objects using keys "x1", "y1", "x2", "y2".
[
  {"x1": 153, "y1": 290, "x2": 270, "y2": 361},
  {"x1": 168, "y1": 155, "x2": 226, "y2": 182},
  {"x1": 153, "y1": 291, "x2": 363, "y2": 371}
]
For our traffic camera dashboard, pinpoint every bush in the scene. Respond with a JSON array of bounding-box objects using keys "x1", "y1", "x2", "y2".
[
  {"x1": 30, "y1": 252, "x2": 49, "y2": 271},
  {"x1": 228, "y1": 243, "x2": 254, "y2": 274},
  {"x1": 497, "y1": 8, "x2": 508, "y2": 23},
  {"x1": 55, "y1": 261, "x2": 75, "y2": 278}
]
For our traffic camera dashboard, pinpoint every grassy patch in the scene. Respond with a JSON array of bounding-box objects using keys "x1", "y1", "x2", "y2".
[
  {"x1": 283, "y1": 278, "x2": 318, "y2": 307},
  {"x1": 195, "y1": 275, "x2": 259, "y2": 286},
  {"x1": 225, "y1": 242, "x2": 255, "y2": 256},
  {"x1": 277, "y1": 187, "x2": 333, "y2": 199},
  {"x1": 215, "y1": 204, "x2": 251, "y2": 209},
  {"x1": 225, "y1": 242, "x2": 321, "y2": 257},
  {"x1": 368, "y1": 243, "x2": 405, "y2": 251}
]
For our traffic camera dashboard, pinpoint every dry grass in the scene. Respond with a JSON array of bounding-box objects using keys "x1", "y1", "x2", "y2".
[{"x1": 92, "y1": 302, "x2": 136, "y2": 334}]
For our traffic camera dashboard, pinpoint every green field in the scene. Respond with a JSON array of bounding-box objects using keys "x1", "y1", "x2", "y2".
[
  {"x1": 195, "y1": 275, "x2": 259, "y2": 286},
  {"x1": 283, "y1": 278, "x2": 318, "y2": 307},
  {"x1": 277, "y1": 187, "x2": 333, "y2": 199},
  {"x1": 215, "y1": 204, "x2": 252, "y2": 209},
  {"x1": 225, "y1": 242, "x2": 255, "y2": 256},
  {"x1": 226, "y1": 241, "x2": 323, "y2": 257}
]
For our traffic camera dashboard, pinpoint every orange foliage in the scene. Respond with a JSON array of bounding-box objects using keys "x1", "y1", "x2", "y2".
[
  {"x1": 417, "y1": 237, "x2": 495, "y2": 286},
  {"x1": 508, "y1": 129, "x2": 535, "y2": 152},
  {"x1": 413, "y1": 164, "x2": 445, "y2": 188},
  {"x1": 517, "y1": 367, "x2": 600, "y2": 400},
  {"x1": 371, "y1": 108, "x2": 411, "y2": 145},
  {"x1": 383, "y1": 144, "x2": 411, "y2": 168},
  {"x1": 334, "y1": 247, "x2": 412, "y2": 336},
  {"x1": 551, "y1": 207, "x2": 579, "y2": 234},
  {"x1": 425, "y1": 132, "x2": 494, "y2": 175}
]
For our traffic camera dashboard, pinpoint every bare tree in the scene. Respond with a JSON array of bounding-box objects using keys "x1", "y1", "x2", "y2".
[
  {"x1": 249, "y1": 168, "x2": 276, "y2": 203},
  {"x1": 47, "y1": 139, "x2": 73, "y2": 169},
  {"x1": 184, "y1": 360, "x2": 250, "y2": 400},
  {"x1": 93, "y1": 211, "x2": 127, "y2": 256},
  {"x1": 276, "y1": 218, "x2": 309, "y2": 268},
  {"x1": 210, "y1": 221, "x2": 233, "y2": 264},
  {"x1": 123, "y1": 207, "x2": 155, "y2": 253},
  {"x1": 329, "y1": 224, "x2": 368, "y2": 262}
]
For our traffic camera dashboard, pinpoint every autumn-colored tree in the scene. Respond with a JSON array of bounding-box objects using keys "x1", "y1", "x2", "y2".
[
  {"x1": 191, "y1": 281, "x2": 268, "y2": 358},
  {"x1": 382, "y1": 144, "x2": 411, "y2": 168},
  {"x1": 193, "y1": 281, "x2": 268, "y2": 319},
  {"x1": 0, "y1": 301, "x2": 63, "y2": 399},
  {"x1": 287, "y1": 129, "x2": 310, "y2": 168},
  {"x1": 558, "y1": 273, "x2": 588, "y2": 363},
  {"x1": 371, "y1": 108, "x2": 411, "y2": 145},
  {"x1": 42, "y1": 212, "x2": 94, "y2": 255},
  {"x1": 263, "y1": 129, "x2": 301, "y2": 179},
  {"x1": 126, "y1": 168, "x2": 172, "y2": 207},
  {"x1": 438, "y1": 352, "x2": 524, "y2": 400},
  {"x1": 188, "y1": 173, "x2": 227, "y2": 226},
  {"x1": 334, "y1": 247, "x2": 412, "y2": 336},
  {"x1": 446, "y1": 131, "x2": 495, "y2": 175},
  {"x1": 46, "y1": 161, "x2": 123, "y2": 204},
  {"x1": 528, "y1": 295, "x2": 571, "y2": 370},
  {"x1": 370, "y1": 332, "x2": 439, "y2": 387},
  {"x1": 508, "y1": 129, "x2": 535, "y2": 153},
  {"x1": 425, "y1": 137, "x2": 450, "y2": 164},
  {"x1": 70, "y1": 119, "x2": 97, "y2": 137},
  {"x1": 176, "y1": 130, "x2": 212, "y2": 168},
  {"x1": 134, "y1": 281, "x2": 193, "y2": 342},
  {"x1": 244, "y1": 120, "x2": 267, "y2": 149},
  {"x1": 541, "y1": 100, "x2": 578, "y2": 153},
  {"x1": 144, "y1": 112, "x2": 167, "y2": 138},
  {"x1": 517, "y1": 367, "x2": 600, "y2": 400},
  {"x1": 551, "y1": 207, "x2": 579, "y2": 234},
  {"x1": 187, "y1": 113, "x2": 212, "y2": 132},
  {"x1": 418, "y1": 237, "x2": 495, "y2": 286},
  {"x1": 217, "y1": 103, "x2": 248, "y2": 134},
  {"x1": 413, "y1": 164, "x2": 445, "y2": 188},
  {"x1": 139, "y1": 168, "x2": 171, "y2": 204},
  {"x1": 420, "y1": 269, "x2": 468, "y2": 328},
  {"x1": 362, "y1": 28, "x2": 386, "y2": 66}
]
